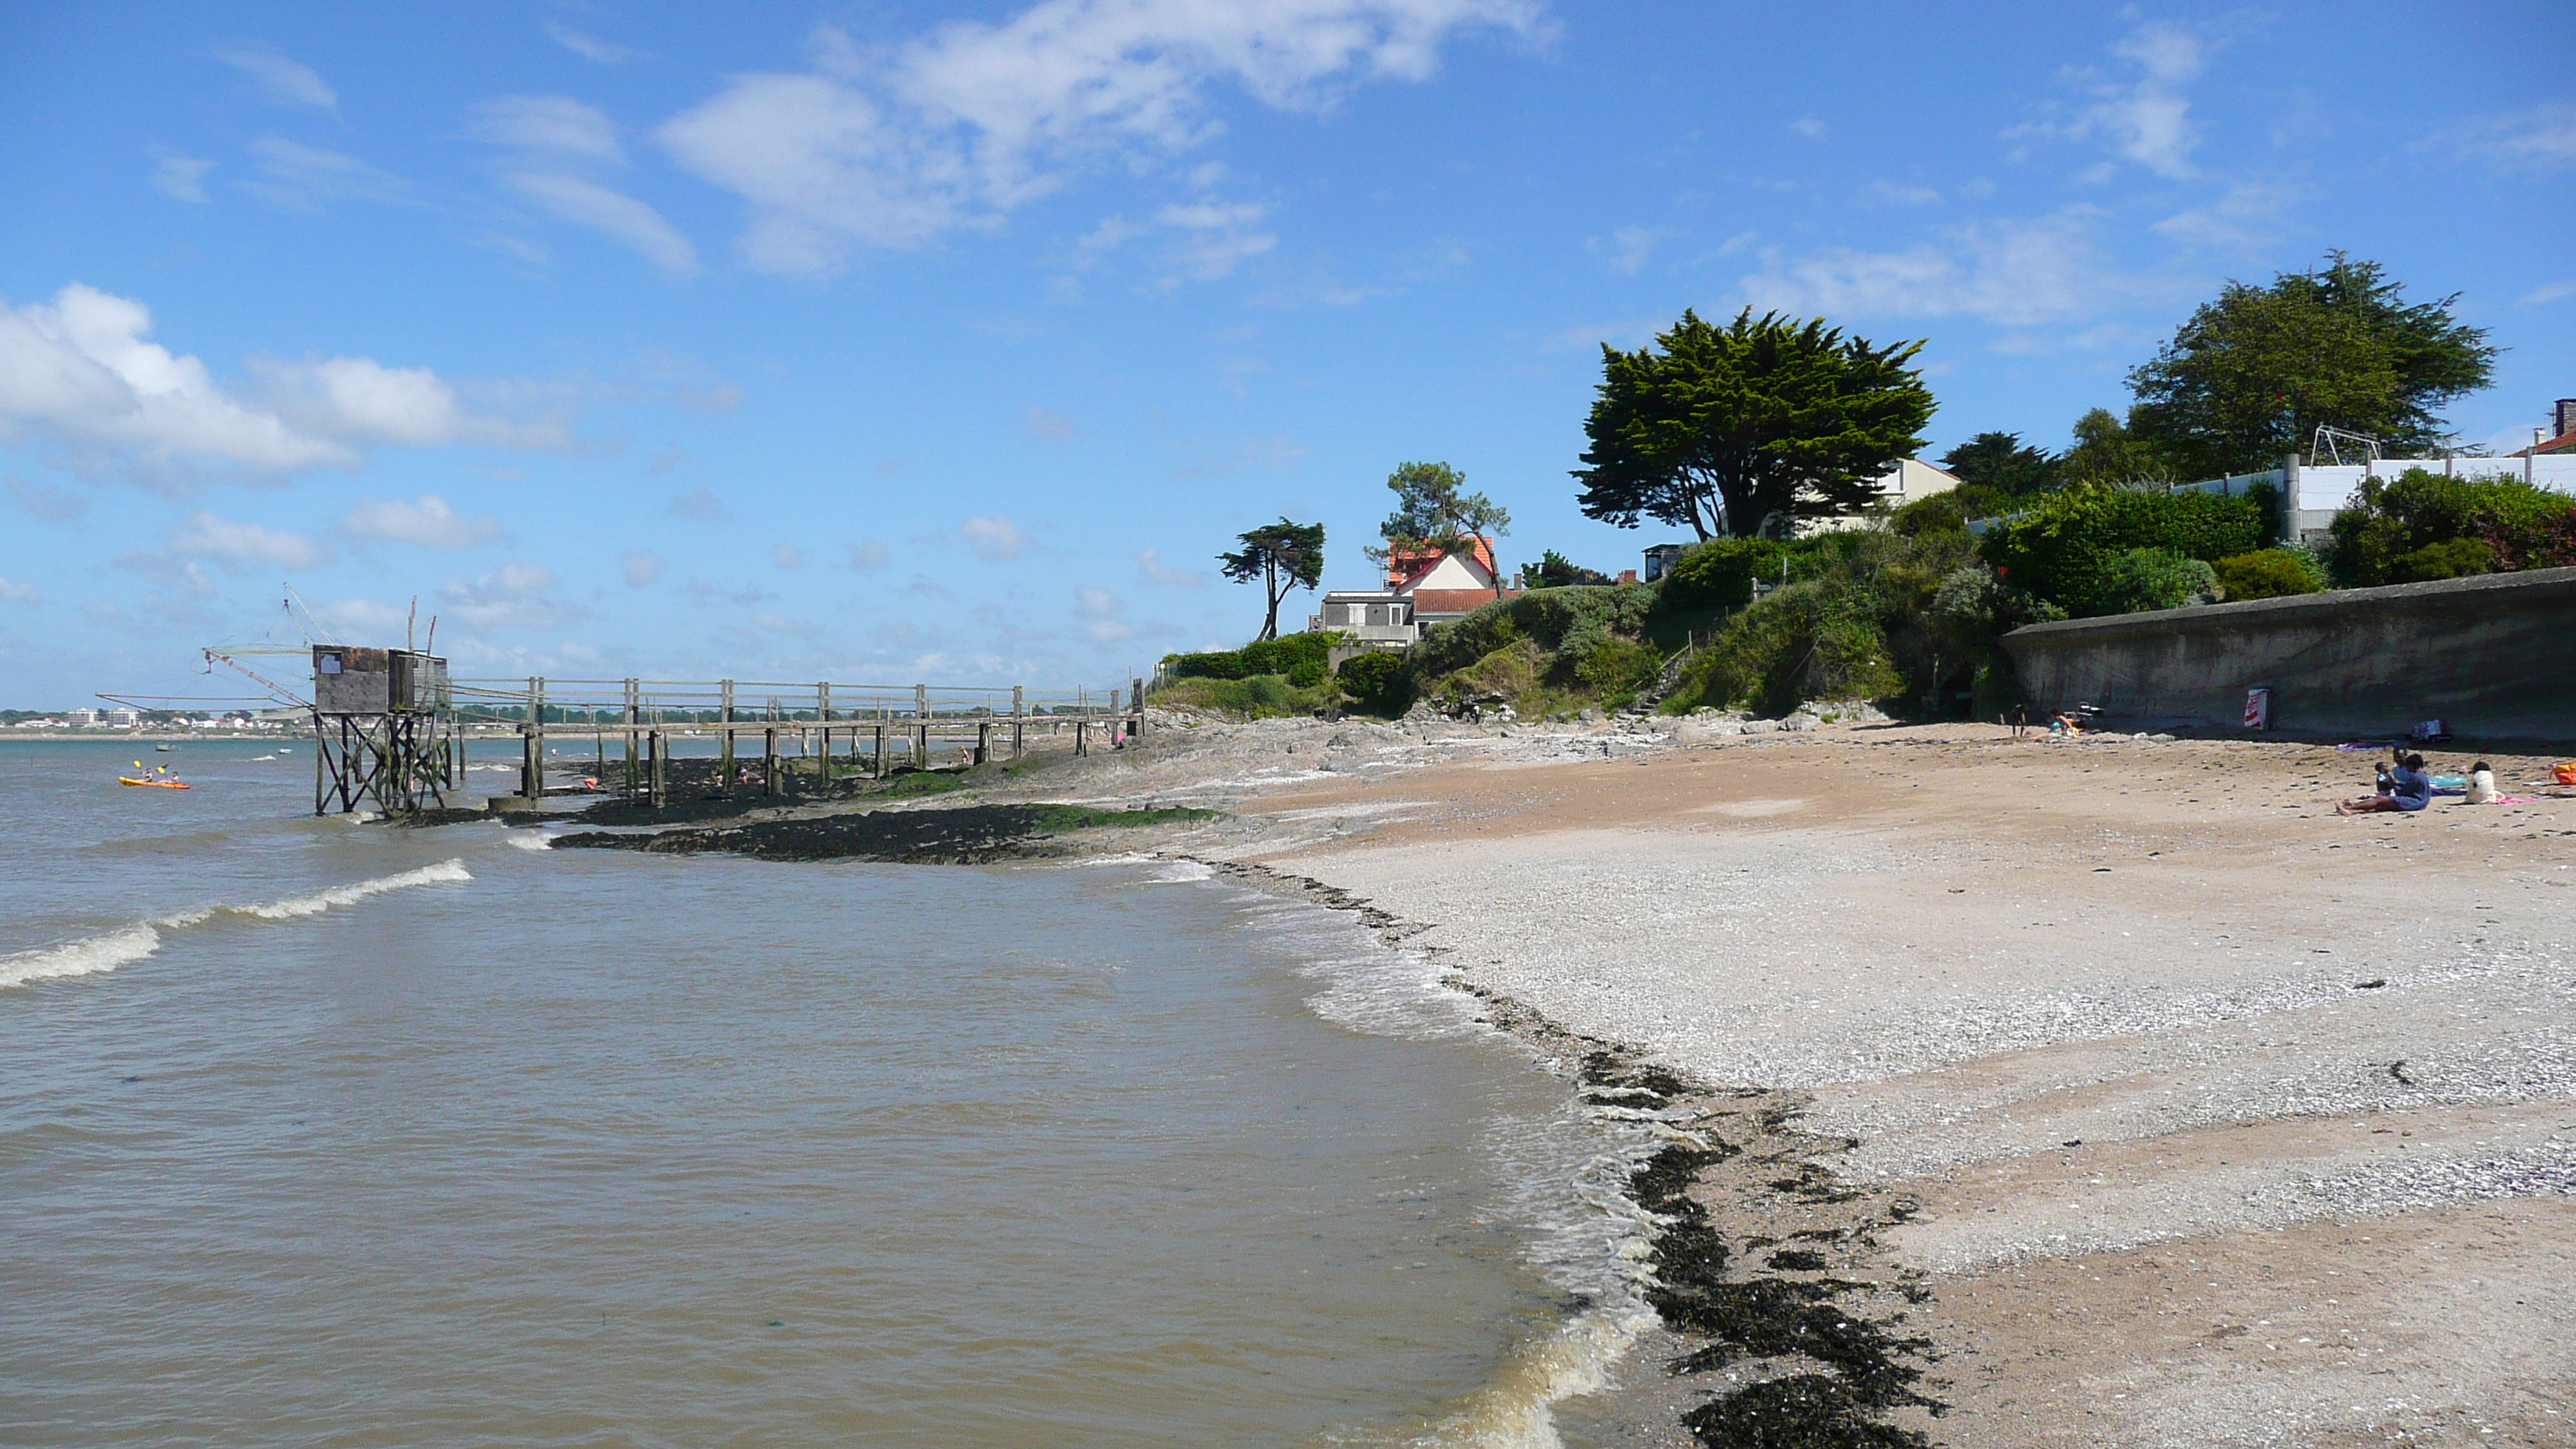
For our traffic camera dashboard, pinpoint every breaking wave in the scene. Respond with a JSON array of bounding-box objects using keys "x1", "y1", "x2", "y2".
[{"x1": 0, "y1": 859, "x2": 473, "y2": 991}]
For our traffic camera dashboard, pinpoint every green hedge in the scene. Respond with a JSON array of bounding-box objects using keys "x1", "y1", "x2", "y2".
[
  {"x1": 1978, "y1": 485, "x2": 2269, "y2": 616},
  {"x1": 1163, "y1": 631, "x2": 1340, "y2": 687},
  {"x1": 2327, "y1": 468, "x2": 2576, "y2": 587}
]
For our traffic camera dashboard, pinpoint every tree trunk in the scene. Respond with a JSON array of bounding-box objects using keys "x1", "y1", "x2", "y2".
[{"x1": 1259, "y1": 557, "x2": 1283, "y2": 640}]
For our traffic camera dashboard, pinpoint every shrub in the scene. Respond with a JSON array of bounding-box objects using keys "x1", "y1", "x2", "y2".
[
  {"x1": 1890, "y1": 491, "x2": 1975, "y2": 536},
  {"x1": 1660, "y1": 529, "x2": 2059, "y2": 717},
  {"x1": 1163, "y1": 630, "x2": 1340, "y2": 687},
  {"x1": 2211, "y1": 549, "x2": 2325, "y2": 600},
  {"x1": 1656, "y1": 539, "x2": 1792, "y2": 607},
  {"x1": 2327, "y1": 468, "x2": 2576, "y2": 587},
  {"x1": 1673, "y1": 581, "x2": 1903, "y2": 716},
  {"x1": 1406, "y1": 584, "x2": 1658, "y2": 677},
  {"x1": 1978, "y1": 485, "x2": 2268, "y2": 616},
  {"x1": 2091, "y1": 548, "x2": 2219, "y2": 614},
  {"x1": 2393, "y1": 536, "x2": 2494, "y2": 582},
  {"x1": 1152, "y1": 673, "x2": 1337, "y2": 719},
  {"x1": 1567, "y1": 630, "x2": 1662, "y2": 705},
  {"x1": 1336, "y1": 649, "x2": 1413, "y2": 716}
]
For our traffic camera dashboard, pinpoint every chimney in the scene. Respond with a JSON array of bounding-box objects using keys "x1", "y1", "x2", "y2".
[{"x1": 2556, "y1": 398, "x2": 2576, "y2": 440}]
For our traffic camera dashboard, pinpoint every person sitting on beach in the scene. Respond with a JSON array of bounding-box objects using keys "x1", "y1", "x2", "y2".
[
  {"x1": 2466, "y1": 760, "x2": 2497, "y2": 805},
  {"x1": 2340, "y1": 753, "x2": 2434, "y2": 814}
]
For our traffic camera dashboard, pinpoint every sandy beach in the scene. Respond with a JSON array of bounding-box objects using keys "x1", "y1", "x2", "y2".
[
  {"x1": 531, "y1": 712, "x2": 2576, "y2": 1445},
  {"x1": 1177, "y1": 720, "x2": 2576, "y2": 1446}
]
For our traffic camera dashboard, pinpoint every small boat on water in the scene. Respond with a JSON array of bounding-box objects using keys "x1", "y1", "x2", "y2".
[
  {"x1": 154, "y1": 744, "x2": 176, "y2": 752},
  {"x1": 119, "y1": 777, "x2": 191, "y2": 790}
]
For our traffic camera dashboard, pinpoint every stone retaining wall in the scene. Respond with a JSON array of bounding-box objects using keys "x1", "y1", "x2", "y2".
[{"x1": 2000, "y1": 566, "x2": 2576, "y2": 745}]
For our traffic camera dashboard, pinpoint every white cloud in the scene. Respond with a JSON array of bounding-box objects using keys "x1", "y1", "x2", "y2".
[
  {"x1": 1737, "y1": 207, "x2": 2145, "y2": 328},
  {"x1": 666, "y1": 488, "x2": 726, "y2": 520},
  {"x1": 621, "y1": 549, "x2": 664, "y2": 587},
  {"x1": 1136, "y1": 547, "x2": 1204, "y2": 587},
  {"x1": 241, "y1": 136, "x2": 412, "y2": 210},
  {"x1": 2153, "y1": 180, "x2": 2303, "y2": 251},
  {"x1": 151, "y1": 152, "x2": 216, "y2": 203},
  {"x1": 1791, "y1": 115, "x2": 1826, "y2": 140},
  {"x1": 961, "y1": 513, "x2": 1028, "y2": 561},
  {"x1": 657, "y1": 2, "x2": 1541, "y2": 275},
  {"x1": 1153, "y1": 199, "x2": 1276, "y2": 283},
  {"x1": 343, "y1": 494, "x2": 507, "y2": 549},
  {"x1": 502, "y1": 171, "x2": 701, "y2": 276},
  {"x1": 2434, "y1": 101, "x2": 2576, "y2": 173},
  {"x1": 307, "y1": 596, "x2": 417, "y2": 641},
  {"x1": 472, "y1": 97, "x2": 701, "y2": 277},
  {"x1": 1588, "y1": 225, "x2": 1664, "y2": 275},
  {"x1": 250, "y1": 355, "x2": 571, "y2": 450},
  {"x1": 847, "y1": 539, "x2": 891, "y2": 572},
  {"x1": 0, "y1": 283, "x2": 351, "y2": 478},
  {"x1": 2014, "y1": 21, "x2": 2209, "y2": 180},
  {"x1": 211, "y1": 43, "x2": 337, "y2": 110},
  {"x1": 0, "y1": 577, "x2": 43, "y2": 604},
  {"x1": 1023, "y1": 404, "x2": 1077, "y2": 440},
  {"x1": 159, "y1": 510, "x2": 334, "y2": 572},
  {"x1": 440, "y1": 562, "x2": 579, "y2": 630},
  {"x1": 1074, "y1": 584, "x2": 1132, "y2": 640},
  {"x1": 1867, "y1": 181, "x2": 1940, "y2": 207},
  {"x1": 2521, "y1": 279, "x2": 2576, "y2": 307},
  {"x1": 545, "y1": 20, "x2": 643, "y2": 65},
  {"x1": 773, "y1": 542, "x2": 807, "y2": 569},
  {"x1": 0, "y1": 283, "x2": 580, "y2": 485},
  {"x1": 471, "y1": 95, "x2": 625, "y2": 161}
]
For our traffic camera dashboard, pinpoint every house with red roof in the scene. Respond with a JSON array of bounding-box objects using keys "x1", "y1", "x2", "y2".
[{"x1": 1307, "y1": 535, "x2": 1515, "y2": 649}]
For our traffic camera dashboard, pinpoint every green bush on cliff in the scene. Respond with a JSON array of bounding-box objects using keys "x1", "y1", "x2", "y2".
[
  {"x1": 1977, "y1": 485, "x2": 2269, "y2": 616},
  {"x1": 1163, "y1": 631, "x2": 1340, "y2": 687},
  {"x1": 1661, "y1": 529, "x2": 2037, "y2": 717},
  {"x1": 1336, "y1": 649, "x2": 1413, "y2": 716}
]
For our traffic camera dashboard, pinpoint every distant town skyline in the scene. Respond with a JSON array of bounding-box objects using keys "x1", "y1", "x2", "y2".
[{"x1": 2, "y1": 2, "x2": 2569, "y2": 704}]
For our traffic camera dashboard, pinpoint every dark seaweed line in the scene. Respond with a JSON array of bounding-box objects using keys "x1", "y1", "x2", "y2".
[{"x1": 1182, "y1": 855, "x2": 1950, "y2": 1449}]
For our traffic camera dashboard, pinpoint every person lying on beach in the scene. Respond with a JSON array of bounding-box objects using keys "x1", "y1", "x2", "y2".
[{"x1": 2339, "y1": 753, "x2": 2433, "y2": 814}]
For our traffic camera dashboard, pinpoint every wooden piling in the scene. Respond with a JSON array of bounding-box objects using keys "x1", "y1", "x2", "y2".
[
  {"x1": 718, "y1": 680, "x2": 735, "y2": 793},
  {"x1": 649, "y1": 730, "x2": 667, "y2": 807},
  {"x1": 763, "y1": 728, "x2": 779, "y2": 796}
]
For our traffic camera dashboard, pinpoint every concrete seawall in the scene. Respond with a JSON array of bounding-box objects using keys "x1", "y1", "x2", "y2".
[{"x1": 2000, "y1": 565, "x2": 2576, "y2": 745}]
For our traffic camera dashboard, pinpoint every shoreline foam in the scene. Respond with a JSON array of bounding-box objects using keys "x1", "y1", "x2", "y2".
[{"x1": 0, "y1": 858, "x2": 473, "y2": 990}]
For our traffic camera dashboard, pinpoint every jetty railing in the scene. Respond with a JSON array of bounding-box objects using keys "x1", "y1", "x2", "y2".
[{"x1": 313, "y1": 669, "x2": 1144, "y2": 815}]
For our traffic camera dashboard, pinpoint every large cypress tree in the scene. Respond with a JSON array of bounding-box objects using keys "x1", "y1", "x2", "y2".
[
  {"x1": 1573, "y1": 308, "x2": 1934, "y2": 540},
  {"x1": 2126, "y1": 253, "x2": 2496, "y2": 478}
]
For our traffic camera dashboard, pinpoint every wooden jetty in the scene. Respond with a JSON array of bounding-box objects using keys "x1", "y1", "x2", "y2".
[{"x1": 300, "y1": 646, "x2": 1145, "y2": 816}]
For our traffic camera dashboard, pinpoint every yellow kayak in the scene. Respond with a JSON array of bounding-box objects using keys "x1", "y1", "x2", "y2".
[{"x1": 118, "y1": 777, "x2": 191, "y2": 790}]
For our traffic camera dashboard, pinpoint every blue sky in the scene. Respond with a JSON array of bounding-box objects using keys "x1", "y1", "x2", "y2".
[{"x1": 2, "y1": 2, "x2": 2569, "y2": 705}]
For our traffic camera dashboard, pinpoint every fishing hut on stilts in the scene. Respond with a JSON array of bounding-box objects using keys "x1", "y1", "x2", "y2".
[{"x1": 310, "y1": 645, "x2": 460, "y2": 814}]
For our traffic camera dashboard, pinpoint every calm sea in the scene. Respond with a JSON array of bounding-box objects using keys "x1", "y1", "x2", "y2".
[{"x1": 0, "y1": 739, "x2": 1656, "y2": 1447}]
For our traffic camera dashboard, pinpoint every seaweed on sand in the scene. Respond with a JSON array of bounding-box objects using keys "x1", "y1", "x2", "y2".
[{"x1": 553, "y1": 803, "x2": 1219, "y2": 864}]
